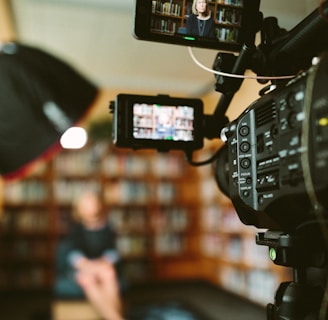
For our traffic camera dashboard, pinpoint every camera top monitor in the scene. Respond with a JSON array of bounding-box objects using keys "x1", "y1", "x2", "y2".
[{"x1": 134, "y1": 0, "x2": 245, "y2": 51}]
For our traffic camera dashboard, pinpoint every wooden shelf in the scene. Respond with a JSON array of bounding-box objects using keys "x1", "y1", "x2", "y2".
[
  {"x1": 0, "y1": 140, "x2": 291, "y2": 306},
  {"x1": 0, "y1": 143, "x2": 201, "y2": 289}
]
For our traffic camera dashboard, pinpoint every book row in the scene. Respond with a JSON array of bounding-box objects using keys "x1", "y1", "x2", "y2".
[
  {"x1": 3, "y1": 179, "x2": 187, "y2": 204},
  {"x1": 201, "y1": 233, "x2": 270, "y2": 267},
  {"x1": 218, "y1": 266, "x2": 281, "y2": 306},
  {"x1": 216, "y1": 0, "x2": 243, "y2": 6},
  {"x1": 152, "y1": 0, "x2": 243, "y2": 19},
  {"x1": 109, "y1": 207, "x2": 189, "y2": 232},
  {"x1": 0, "y1": 209, "x2": 49, "y2": 232},
  {"x1": 54, "y1": 151, "x2": 185, "y2": 178},
  {"x1": 152, "y1": 1, "x2": 182, "y2": 17}
]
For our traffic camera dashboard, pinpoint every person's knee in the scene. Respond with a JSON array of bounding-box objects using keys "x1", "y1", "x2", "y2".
[{"x1": 98, "y1": 262, "x2": 118, "y2": 282}]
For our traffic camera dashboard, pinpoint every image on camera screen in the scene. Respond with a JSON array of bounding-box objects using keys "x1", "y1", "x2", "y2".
[{"x1": 133, "y1": 103, "x2": 195, "y2": 141}]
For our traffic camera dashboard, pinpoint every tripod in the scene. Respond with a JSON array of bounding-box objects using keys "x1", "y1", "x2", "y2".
[{"x1": 256, "y1": 230, "x2": 327, "y2": 320}]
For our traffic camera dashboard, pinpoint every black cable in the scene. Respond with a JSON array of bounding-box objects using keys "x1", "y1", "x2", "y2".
[{"x1": 185, "y1": 148, "x2": 222, "y2": 167}]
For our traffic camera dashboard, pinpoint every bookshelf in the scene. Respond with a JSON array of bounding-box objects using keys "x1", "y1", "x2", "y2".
[
  {"x1": 0, "y1": 163, "x2": 54, "y2": 290},
  {"x1": 0, "y1": 142, "x2": 202, "y2": 289},
  {"x1": 0, "y1": 140, "x2": 291, "y2": 306},
  {"x1": 100, "y1": 148, "x2": 202, "y2": 281},
  {"x1": 151, "y1": 0, "x2": 243, "y2": 43}
]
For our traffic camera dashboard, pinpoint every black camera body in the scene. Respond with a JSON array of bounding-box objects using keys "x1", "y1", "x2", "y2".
[{"x1": 217, "y1": 54, "x2": 328, "y2": 232}]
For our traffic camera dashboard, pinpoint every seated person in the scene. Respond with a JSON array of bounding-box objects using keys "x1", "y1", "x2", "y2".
[
  {"x1": 54, "y1": 190, "x2": 124, "y2": 320},
  {"x1": 186, "y1": 0, "x2": 215, "y2": 38}
]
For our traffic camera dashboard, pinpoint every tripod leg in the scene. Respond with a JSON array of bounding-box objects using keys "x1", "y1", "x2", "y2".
[
  {"x1": 268, "y1": 280, "x2": 323, "y2": 319},
  {"x1": 266, "y1": 282, "x2": 291, "y2": 320}
]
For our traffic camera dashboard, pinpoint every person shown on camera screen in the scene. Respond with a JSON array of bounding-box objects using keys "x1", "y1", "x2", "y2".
[{"x1": 186, "y1": 0, "x2": 216, "y2": 38}]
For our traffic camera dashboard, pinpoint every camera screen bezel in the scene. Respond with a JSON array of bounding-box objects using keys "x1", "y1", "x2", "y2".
[{"x1": 114, "y1": 94, "x2": 204, "y2": 151}]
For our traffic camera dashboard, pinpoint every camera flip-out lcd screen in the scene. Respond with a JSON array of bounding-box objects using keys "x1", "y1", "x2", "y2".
[
  {"x1": 113, "y1": 94, "x2": 203, "y2": 151},
  {"x1": 134, "y1": 0, "x2": 245, "y2": 51}
]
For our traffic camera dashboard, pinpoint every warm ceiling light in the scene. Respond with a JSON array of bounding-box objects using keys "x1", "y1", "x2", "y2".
[{"x1": 60, "y1": 127, "x2": 88, "y2": 149}]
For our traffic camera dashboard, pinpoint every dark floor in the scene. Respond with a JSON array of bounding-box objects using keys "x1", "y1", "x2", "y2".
[
  {"x1": 123, "y1": 280, "x2": 266, "y2": 320},
  {"x1": 0, "y1": 280, "x2": 267, "y2": 320}
]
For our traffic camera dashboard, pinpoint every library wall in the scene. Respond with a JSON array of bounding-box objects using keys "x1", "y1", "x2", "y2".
[
  {"x1": 0, "y1": 80, "x2": 291, "y2": 305},
  {"x1": 0, "y1": 179, "x2": 3, "y2": 219},
  {"x1": 0, "y1": 0, "x2": 15, "y2": 41},
  {"x1": 0, "y1": 0, "x2": 297, "y2": 308},
  {"x1": 0, "y1": 28, "x2": 286, "y2": 305},
  {"x1": 0, "y1": 143, "x2": 205, "y2": 289},
  {"x1": 0, "y1": 137, "x2": 291, "y2": 306}
]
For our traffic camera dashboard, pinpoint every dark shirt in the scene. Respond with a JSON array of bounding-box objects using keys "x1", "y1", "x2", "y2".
[
  {"x1": 54, "y1": 222, "x2": 122, "y2": 298},
  {"x1": 67, "y1": 222, "x2": 118, "y2": 261},
  {"x1": 186, "y1": 14, "x2": 216, "y2": 38}
]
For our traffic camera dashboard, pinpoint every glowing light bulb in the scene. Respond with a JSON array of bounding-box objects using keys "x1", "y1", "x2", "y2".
[{"x1": 60, "y1": 127, "x2": 88, "y2": 149}]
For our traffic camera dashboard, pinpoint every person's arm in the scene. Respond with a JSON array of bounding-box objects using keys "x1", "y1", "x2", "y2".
[
  {"x1": 66, "y1": 223, "x2": 94, "y2": 270},
  {"x1": 207, "y1": 18, "x2": 216, "y2": 38},
  {"x1": 67, "y1": 250, "x2": 89, "y2": 268},
  {"x1": 102, "y1": 249, "x2": 120, "y2": 264},
  {"x1": 186, "y1": 15, "x2": 195, "y2": 35}
]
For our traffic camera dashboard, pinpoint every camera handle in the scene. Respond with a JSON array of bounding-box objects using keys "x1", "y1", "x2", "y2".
[
  {"x1": 204, "y1": 43, "x2": 257, "y2": 140},
  {"x1": 203, "y1": 0, "x2": 262, "y2": 140},
  {"x1": 256, "y1": 231, "x2": 326, "y2": 319}
]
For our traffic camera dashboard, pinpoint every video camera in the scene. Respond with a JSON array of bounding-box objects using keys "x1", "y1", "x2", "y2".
[
  {"x1": 216, "y1": 56, "x2": 328, "y2": 233},
  {"x1": 110, "y1": 1, "x2": 328, "y2": 318}
]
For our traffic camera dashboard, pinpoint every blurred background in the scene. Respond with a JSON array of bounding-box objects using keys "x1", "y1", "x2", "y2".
[{"x1": 0, "y1": 1, "x2": 321, "y2": 319}]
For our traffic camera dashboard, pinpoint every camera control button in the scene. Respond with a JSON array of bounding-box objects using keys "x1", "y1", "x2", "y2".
[
  {"x1": 240, "y1": 158, "x2": 251, "y2": 169},
  {"x1": 258, "y1": 195, "x2": 264, "y2": 206},
  {"x1": 240, "y1": 142, "x2": 250, "y2": 153},
  {"x1": 239, "y1": 126, "x2": 250, "y2": 136},
  {"x1": 287, "y1": 92, "x2": 297, "y2": 108},
  {"x1": 288, "y1": 112, "x2": 298, "y2": 128},
  {"x1": 242, "y1": 190, "x2": 250, "y2": 197},
  {"x1": 287, "y1": 91, "x2": 304, "y2": 109}
]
